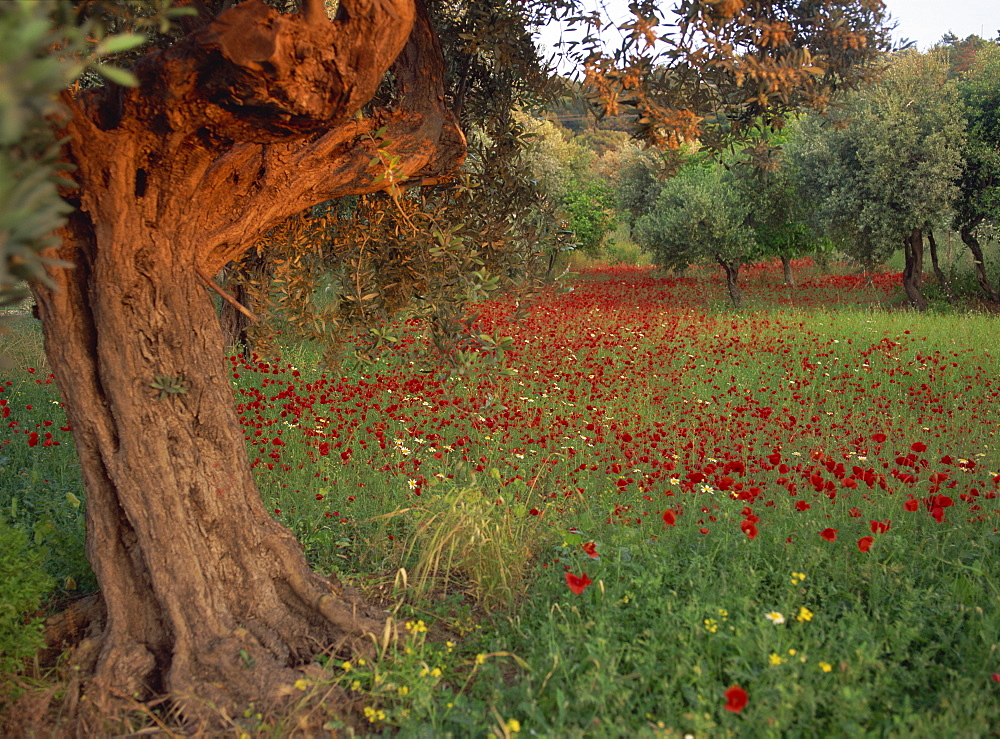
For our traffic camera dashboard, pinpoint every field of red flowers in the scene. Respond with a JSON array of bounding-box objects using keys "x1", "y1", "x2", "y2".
[
  {"x1": 222, "y1": 265, "x2": 998, "y2": 551},
  {"x1": 2, "y1": 262, "x2": 999, "y2": 734}
]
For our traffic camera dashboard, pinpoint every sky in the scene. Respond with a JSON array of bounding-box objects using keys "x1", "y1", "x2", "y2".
[
  {"x1": 884, "y1": 0, "x2": 999, "y2": 49},
  {"x1": 537, "y1": 1, "x2": 1000, "y2": 60}
]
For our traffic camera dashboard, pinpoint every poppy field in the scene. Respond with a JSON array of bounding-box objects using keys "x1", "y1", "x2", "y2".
[{"x1": 2, "y1": 262, "x2": 1000, "y2": 734}]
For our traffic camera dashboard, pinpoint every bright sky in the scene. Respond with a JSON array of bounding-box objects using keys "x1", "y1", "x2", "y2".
[
  {"x1": 537, "y1": 1, "x2": 1000, "y2": 60},
  {"x1": 883, "y1": 0, "x2": 999, "y2": 49}
]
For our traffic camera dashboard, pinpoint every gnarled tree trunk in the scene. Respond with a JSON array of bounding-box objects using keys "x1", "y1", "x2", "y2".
[
  {"x1": 959, "y1": 221, "x2": 1000, "y2": 303},
  {"x1": 31, "y1": 0, "x2": 464, "y2": 722},
  {"x1": 902, "y1": 227, "x2": 928, "y2": 311}
]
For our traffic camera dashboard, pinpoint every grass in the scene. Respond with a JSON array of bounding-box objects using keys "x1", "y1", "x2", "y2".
[{"x1": 2, "y1": 260, "x2": 999, "y2": 735}]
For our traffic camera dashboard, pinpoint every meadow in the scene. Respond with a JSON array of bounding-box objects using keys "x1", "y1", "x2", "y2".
[{"x1": 2, "y1": 261, "x2": 999, "y2": 735}]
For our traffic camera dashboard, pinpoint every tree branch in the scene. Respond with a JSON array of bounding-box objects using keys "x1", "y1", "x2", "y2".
[{"x1": 199, "y1": 0, "x2": 465, "y2": 272}]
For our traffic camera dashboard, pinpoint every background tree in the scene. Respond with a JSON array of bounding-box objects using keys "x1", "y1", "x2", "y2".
[
  {"x1": 518, "y1": 113, "x2": 618, "y2": 256},
  {"x1": 635, "y1": 162, "x2": 758, "y2": 308},
  {"x1": 790, "y1": 50, "x2": 965, "y2": 309},
  {"x1": 605, "y1": 142, "x2": 680, "y2": 228},
  {"x1": 953, "y1": 40, "x2": 1000, "y2": 302},
  {"x1": 732, "y1": 131, "x2": 821, "y2": 286},
  {"x1": 7, "y1": 0, "x2": 890, "y2": 724}
]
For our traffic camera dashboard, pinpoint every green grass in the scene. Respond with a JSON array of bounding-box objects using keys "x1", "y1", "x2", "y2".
[{"x1": 2, "y1": 264, "x2": 999, "y2": 735}]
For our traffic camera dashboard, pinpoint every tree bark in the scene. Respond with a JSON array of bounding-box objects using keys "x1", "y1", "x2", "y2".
[
  {"x1": 926, "y1": 228, "x2": 954, "y2": 303},
  {"x1": 959, "y1": 221, "x2": 1000, "y2": 303},
  {"x1": 901, "y1": 227, "x2": 928, "y2": 311},
  {"x1": 31, "y1": 0, "x2": 464, "y2": 722},
  {"x1": 218, "y1": 277, "x2": 255, "y2": 359},
  {"x1": 780, "y1": 254, "x2": 794, "y2": 285},
  {"x1": 218, "y1": 248, "x2": 269, "y2": 361},
  {"x1": 717, "y1": 257, "x2": 743, "y2": 310}
]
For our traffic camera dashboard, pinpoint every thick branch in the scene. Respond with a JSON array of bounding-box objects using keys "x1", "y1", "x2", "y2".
[
  {"x1": 199, "y1": 0, "x2": 465, "y2": 271},
  {"x1": 75, "y1": 0, "x2": 416, "y2": 142}
]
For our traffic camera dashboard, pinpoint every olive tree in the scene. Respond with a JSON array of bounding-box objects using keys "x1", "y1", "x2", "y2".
[
  {"x1": 791, "y1": 51, "x2": 965, "y2": 309},
  {"x1": 954, "y1": 41, "x2": 1000, "y2": 301},
  {"x1": 4, "y1": 0, "x2": 889, "y2": 722},
  {"x1": 635, "y1": 162, "x2": 758, "y2": 308}
]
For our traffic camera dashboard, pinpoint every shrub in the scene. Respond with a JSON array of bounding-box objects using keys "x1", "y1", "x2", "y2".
[{"x1": 0, "y1": 519, "x2": 54, "y2": 674}]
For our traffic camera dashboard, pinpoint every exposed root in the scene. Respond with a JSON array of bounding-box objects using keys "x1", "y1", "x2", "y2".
[
  {"x1": 40, "y1": 593, "x2": 106, "y2": 666},
  {"x1": 16, "y1": 576, "x2": 393, "y2": 733}
]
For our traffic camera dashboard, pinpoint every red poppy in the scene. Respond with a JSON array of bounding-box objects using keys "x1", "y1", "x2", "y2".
[
  {"x1": 724, "y1": 685, "x2": 748, "y2": 713},
  {"x1": 565, "y1": 571, "x2": 592, "y2": 595},
  {"x1": 819, "y1": 528, "x2": 838, "y2": 542},
  {"x1": 857, "y1": 536, "x2": 874, "y2": 552},
  {"x1": 870, "y1": 519, "x2": 891, "y2": 534},
  {"x1": 582, "y1": 541, "x2": 599, "y2": 559},
  {"x1": 662, "y1": 510, "x2": 677, "y2": 526},
  {"x1": 904, "y1": 499, "x2": 919, "y2": 512},
  {"x1": 871, "y1": 433, "x2": 887, "y2": 443},
  {"x1": 740, "y1": 519, "x2": 758, "y2": 540}
]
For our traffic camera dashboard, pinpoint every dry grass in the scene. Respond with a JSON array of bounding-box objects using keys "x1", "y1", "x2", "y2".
[{"x1": 402, "y1": 478, "x2": 545, "y2": 611}]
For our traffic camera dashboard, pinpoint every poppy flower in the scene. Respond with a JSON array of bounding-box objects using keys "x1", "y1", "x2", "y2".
[
  {"x1": 819, "y1": 528, "x2": 838, "y2": 542},
  {"x1": 740, "y1": 519, "x2": 758, "y2": 540},
  {"x1": 565, "y1": 571, "x2": 592, "y2": 595},
  {"x1": 582, "y1": 541, "x2": 599, "y2": 559},
  {"x1": 662, "y1": 510, "x2": 676, "y2": 526},
  {"x1": 857, "y1": 536, "x2": 874, "y2": 552},
  {"x1": 904, "y1": 499, "x2": 919, "y2": 512},
  {"x1": 910, "y1": 441, "x2": 927, "y2": 453},
  {"x1": 723, "y1": 685, "x2": 748, "y2": 713}
]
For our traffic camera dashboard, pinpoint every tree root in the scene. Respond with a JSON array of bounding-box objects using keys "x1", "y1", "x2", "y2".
[{"x1": 21, "y1": 576, "x2": 393, "y2": 734}]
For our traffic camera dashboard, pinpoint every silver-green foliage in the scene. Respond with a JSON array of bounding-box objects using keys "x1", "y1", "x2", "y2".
[
  {"x1": 0, "y1": 0, "x2": 158, "y2": 311},
  {"x1": 791, "y1": 50, "x2": 966, "y2": 267},
  {"x1": 633, "y1": 163, "x2": 757, "y2": 270},
  {"x1": 956, "y1": 42, "x2": 1000, "y2": 227}
]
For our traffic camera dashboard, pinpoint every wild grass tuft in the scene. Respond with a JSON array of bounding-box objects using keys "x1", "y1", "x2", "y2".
[{"x1": 402, "y1": 472, "x2": 545, "y2": 611}]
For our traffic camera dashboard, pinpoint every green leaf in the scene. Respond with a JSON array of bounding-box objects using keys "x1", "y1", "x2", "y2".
[
  {"x1": 91, "y1": 62, "x2": 139, "y2": 88},
  {"x1": 94, "y1": 33, "x2": 147, "y2": 57}
]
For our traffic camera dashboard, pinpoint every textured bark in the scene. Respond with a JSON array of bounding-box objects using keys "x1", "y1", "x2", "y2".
[
  {"x1": 902, "y1": 227, "x2": 928, "y2": 311},
  {"x1": 717, "y1": 257, "x2": 743, "y2": 310},
  {"x1": 218, "y1": 278, "x2": 254, "y2": 359},
  {"x1": 218, "y1": 248, "x2": 268, "y2": 361},
  {"x1": 31, "y1": 0, "x2": 464, "y2": 723},
  {"x1": 959, "y1": 222, "x2": 1000, "y2": 303}
]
